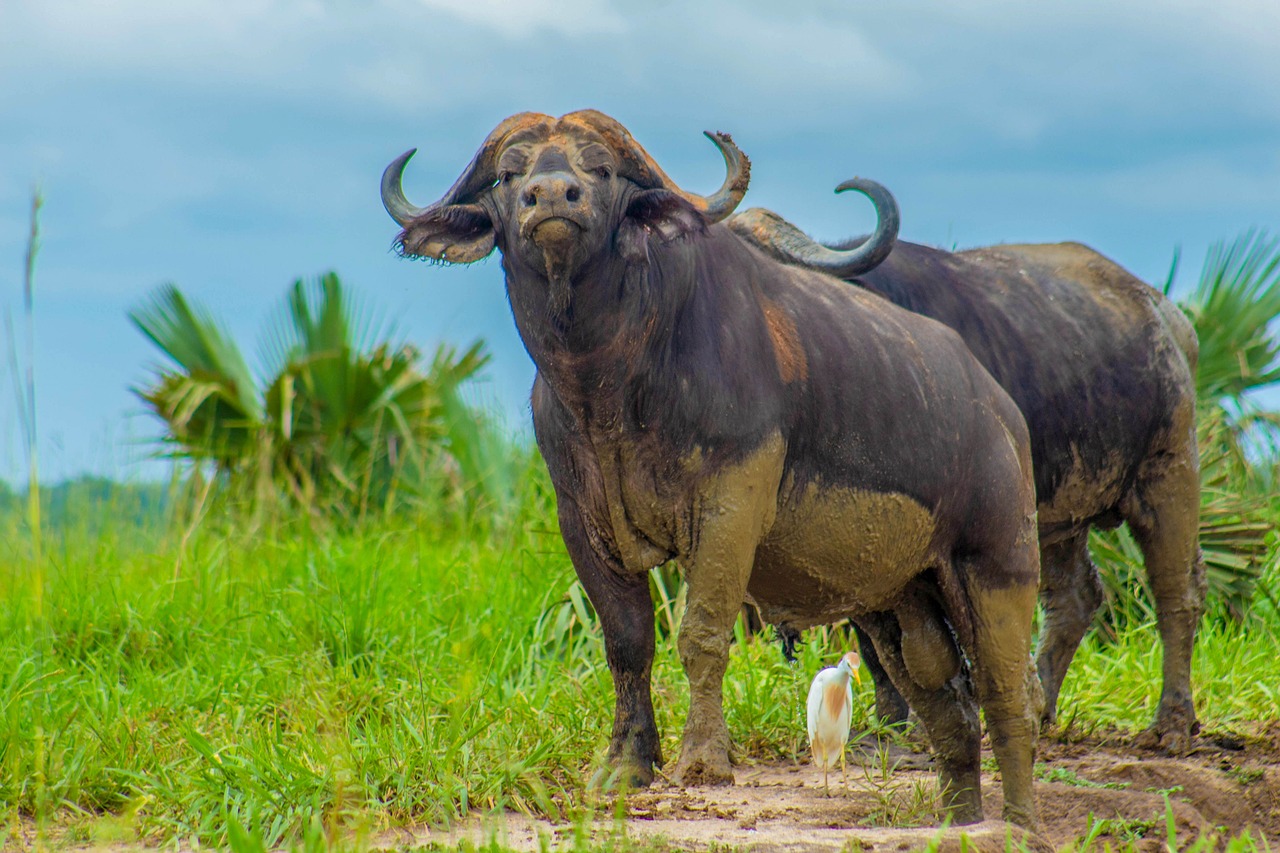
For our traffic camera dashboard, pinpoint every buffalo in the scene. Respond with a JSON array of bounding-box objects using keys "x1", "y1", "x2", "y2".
[
  {"x1": 729, "y1": 201, "x2": 1204, "y2": 752},
  {"x1": 382, "y1": 111, "x2": 1042, "y2": 827}
]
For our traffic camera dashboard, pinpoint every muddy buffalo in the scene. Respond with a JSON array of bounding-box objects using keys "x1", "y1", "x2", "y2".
[
  {"x1": 382, "y1": 111, "x2": 1041, "y2": 827},
  {"x1": 729, "y1": 201, "x2": 1204, "y2": 752}
]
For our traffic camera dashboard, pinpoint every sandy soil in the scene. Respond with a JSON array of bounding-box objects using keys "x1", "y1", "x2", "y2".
[{"x1": 380, "y1": 724, "x2": 1280, "y2": 852}]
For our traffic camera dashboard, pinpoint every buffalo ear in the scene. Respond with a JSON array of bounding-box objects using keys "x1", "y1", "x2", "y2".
[
  {"x1": 396, "y1": 204, "x2": 495, "y2": 264},
  {"x1": 616, "y1": 189, "x2": 706, "y2": 264}
]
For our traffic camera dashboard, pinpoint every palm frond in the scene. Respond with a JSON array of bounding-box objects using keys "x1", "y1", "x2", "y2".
[
  {"x1": 141, "y1": 274, "x2": 507, "y2": 520},
  {"x1": 1182, "y1": 229, "x2": 1280, "y2": 402},
  {"x1": 130, "y1": 285, "x2": 263, "y2": 423}
]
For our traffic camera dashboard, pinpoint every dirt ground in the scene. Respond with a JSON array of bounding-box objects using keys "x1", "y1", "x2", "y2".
[
  {"x1": 22, "y1": 723, "x2": 1279, "y2": 852},
  {"x1": 384, "y1": 723, "x2": 1280, "y2": 852}
]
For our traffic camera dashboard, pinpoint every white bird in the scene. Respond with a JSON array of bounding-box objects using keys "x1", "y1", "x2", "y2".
[{"x1": 806, "y1": 651, "x2": 862, "y2": 795}]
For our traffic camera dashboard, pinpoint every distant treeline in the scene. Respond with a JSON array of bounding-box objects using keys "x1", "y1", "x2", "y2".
[{"x1": 0, "y1": 476, "x2": 170, "y2": 530}]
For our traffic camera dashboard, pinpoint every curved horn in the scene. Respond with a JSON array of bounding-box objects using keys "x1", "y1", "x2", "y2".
[
  {"x1": 819, "y1": 177, "x2": 900, "y2": 276},
  {"x1": 380, "y1": 112, "x2": 551, "y2": 227},
  {"x1": 727, "y1": 177, "x2": 899, "y2": 277},
  {"x1": 693, "y1": 131, "x2": 751, "y2": 223},
  {"x1": 381, "y1": 149, "x2": 428, "y2": 227},
  {"x1": 563, "y1": 110, "x2": 751, "y2": 223}
]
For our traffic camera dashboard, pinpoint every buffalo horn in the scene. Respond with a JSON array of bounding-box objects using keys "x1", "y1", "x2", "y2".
[
  {"x1": 380, "y1": 112, "x2": 547, "y2": 227},
  {"x1": 692, "y1": 131, "x2": 751, "y2": 223},
  {"x1": 381, "y1": 149, "x2": 429, "y2": 226},
  {"x1": 730, "y1": 178, "x2": 900, "y2": 277}
]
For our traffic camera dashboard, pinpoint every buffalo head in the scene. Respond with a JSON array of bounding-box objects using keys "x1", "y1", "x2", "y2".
[{"x1": 382, "y1": 111, "x2": 750, "y2": 307}]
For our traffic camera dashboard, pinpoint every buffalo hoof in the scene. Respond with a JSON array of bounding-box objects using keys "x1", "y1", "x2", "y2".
[
  {"x1": 589, "y1": 760, "x2": 655, "y2": 792},
  {"x1": 1039, "y1": 706, "x2": 1057, "y2": 730},
  {"x1": 1001, "y1": 802, "x2": 1038, "y2": 832},
  {"x1": 672, "y1": 750, "x2": 734, "y2": 787},
  {"x1": 943, "y1": 793, "x2": 983, "y2": 827},
  {"x1": 1134, "y1": 720, "x2": 1195, "y2": 755},
  {"x1": 1134, "y1": 700, "x2": 1199, "y2": 755}
]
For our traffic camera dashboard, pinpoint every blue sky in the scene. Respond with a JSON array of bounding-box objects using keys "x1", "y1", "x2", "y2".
[{"x1": 2, "y1": 0, "x2": 1279, "y2": 483}]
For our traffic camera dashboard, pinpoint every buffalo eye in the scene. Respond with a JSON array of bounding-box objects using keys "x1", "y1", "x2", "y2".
[{"x1": 593, "y1": 166, "x2": 612, "y2": 180}]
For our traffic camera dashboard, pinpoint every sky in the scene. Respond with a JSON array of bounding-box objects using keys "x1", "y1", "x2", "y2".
[{"x1": 1, "y1": 0, "x2": 1279, "y2": 483}]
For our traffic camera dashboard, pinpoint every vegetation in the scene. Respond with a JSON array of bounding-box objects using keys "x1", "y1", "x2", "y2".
[
  {"x1": 6, "y1": 191, "x2": 44, "y2": 617},
  {"x1": 2, "y1": 476, "x2": 1278, "y2": 850},
  {"x1": 130, "y1": 274, "x2": 515, "y2": 523},
  {"x1": 0, "y1": 476, "x2": 167, "y2": 532},
  {"x1": 1181, "y1": 229, "x2": 1280, "y2": 406}
]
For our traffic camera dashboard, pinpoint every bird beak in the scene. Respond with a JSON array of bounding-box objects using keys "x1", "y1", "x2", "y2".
[{"x1": 843, "y1": 651, "x2": 862, "y2": 684}]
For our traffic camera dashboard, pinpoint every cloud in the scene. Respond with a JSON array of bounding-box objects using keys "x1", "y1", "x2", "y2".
[
  {"x1": 3, "y1": 0, "x2": 1280, "y2": 480},
  {"x1": 410, "y1": 0, "x2": 627, "y2": 37},
  {"x1": 1, "y1": 0, "x2": 322, "y2": 79},
  {"x1": 1098, "y1": 150, "x2": 1280, "y2": 215},
  {"x1": 5, "y1": 0, "x2": 1278, "y2": 139},
  {"x1": 0, "y1": 0, "x2": 626, "y2": 113}
]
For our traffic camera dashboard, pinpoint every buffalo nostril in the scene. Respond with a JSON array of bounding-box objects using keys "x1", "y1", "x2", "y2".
[
  {"x1": 565, "y1": 186, "x2": 581, "y2": 203},
  {"x1": 523, "y1": 190, "x2": 538, "y2": 207}
]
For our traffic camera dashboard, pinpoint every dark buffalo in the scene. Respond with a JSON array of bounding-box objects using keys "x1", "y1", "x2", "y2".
[
  {"x1": 382, "y1": 111, "x2": 1041, "y2": 827},
  {"x1": 729, "y1": 202, "x2": 1204, "y2": 751}
]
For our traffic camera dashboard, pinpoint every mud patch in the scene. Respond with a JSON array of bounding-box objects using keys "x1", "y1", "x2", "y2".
[
  {"x1": 30, "y1": 726, "x2": 1280, "y2": 851},
  {"x1": 379, "y1": 726, "x2": 1280, "y2": 851}
]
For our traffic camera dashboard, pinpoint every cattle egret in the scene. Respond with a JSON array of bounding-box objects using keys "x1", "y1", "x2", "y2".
[{"x1": 806, "y1": 651, "x2": 862, "y2": 794}]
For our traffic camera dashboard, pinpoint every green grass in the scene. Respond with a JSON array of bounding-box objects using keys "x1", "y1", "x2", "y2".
[
  {"x1": 1, "y1": 485, "x2": 1278, "y2": 850},
  {"x1": 1053, "y1": 611, "x2": 1280, "y2": 736}
]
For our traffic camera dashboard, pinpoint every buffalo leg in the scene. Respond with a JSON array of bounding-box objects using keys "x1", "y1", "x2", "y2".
[
  {"x1": 776, "y1": 621, "x2": 802, "y2": 663},
  {"x1": 854, "y1": 622, "x2": 910, "y2": 726},
  {"x1": 672, "y1": 551, "x2": 755, "y2": 785},
  {"x1": 672, "y1": 437, "x2": 784, "y2": 787},
  {"x1": 1035, "y1": 532, "x2": 1103, "y2": 726},
  {"x1": 961, "y1": 565, "x2": 1040, "y2": 830},
  {"x1": 857, "y1": 612, "x2": 983, "y2": 824},
  {"x1": 559, "y1": 499, "x2": 663, "y2": 787},
  {"x1": 1125, "y1": 434, "x2": 1205, "y2": 753},
  {"x1": 671, "y1": 528, "x2": 759, "y2": 786}
]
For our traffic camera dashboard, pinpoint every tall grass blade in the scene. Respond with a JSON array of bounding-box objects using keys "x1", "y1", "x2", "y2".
[{"x1": 4, "y1": 190, "x2": 44, "y2": 618}]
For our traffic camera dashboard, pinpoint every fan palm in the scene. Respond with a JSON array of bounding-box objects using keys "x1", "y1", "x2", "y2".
[
  {"x1": 1182, "y1": 229, "x2": 1280, "y2": 405},
  {"x1": 132, "y1": 273, "x2": 496, "y2": 517},
  {"x1": 131, "y1": 284, "x2": 264, "y2": 468}
]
